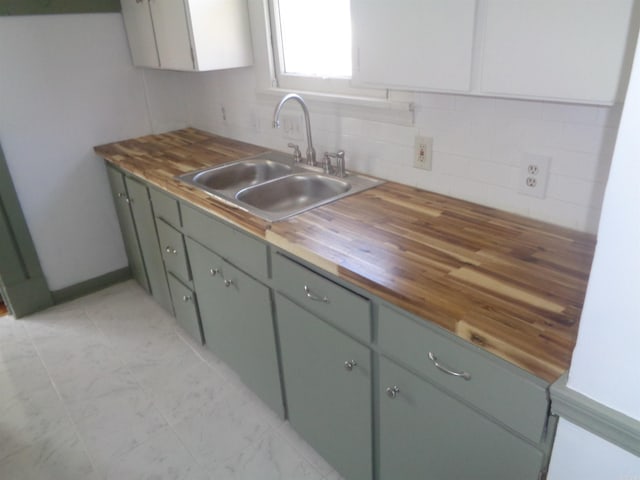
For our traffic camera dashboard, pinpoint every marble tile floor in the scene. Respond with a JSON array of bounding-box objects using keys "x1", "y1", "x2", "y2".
[{"x1": 0, "y1": 280, "x2": 345, "y2": 480}]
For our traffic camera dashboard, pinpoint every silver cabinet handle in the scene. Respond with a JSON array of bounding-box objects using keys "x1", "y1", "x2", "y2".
[
  {"x1": 428, "y1": 352, "x2": 471, "y2": 381},
  {"x1": 385, "y1": 386, "x2": 400, "y2": 399},
  {"x1": 182, "y1": 295, "x2": 191, "y2": 302},
  {"x1": 344, "y1": 360, "x2": 357, "y2": 371},
  {"x1": 304, "y1": 285, "x2": 329, "y2": 303},
  {"x1": 165, "y1": 246, "x2": 177, "y2": 255},
  {"x1": 211, "y1": 267, "x2": 233, "y2": 287}
]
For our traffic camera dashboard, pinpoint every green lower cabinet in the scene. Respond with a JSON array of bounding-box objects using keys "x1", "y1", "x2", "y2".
[
  {"x1": 124, "y1": 177, "x2": 173, "y2": 314},
  {"x1": 167, "y1": 273, "x2": 203, "y2": 344},
  {"x1": 276, "y1": 293, "x2": 373, "y2": 480},
  {"x1": 378, "y1": 356, "x2": 544, "y2": 480},
  {"x1": 187, "y1": 238, "x2": 284, "y2": 418},
  {"x1": 106, "y1": 165, "x2": 149, "y2": 293}
]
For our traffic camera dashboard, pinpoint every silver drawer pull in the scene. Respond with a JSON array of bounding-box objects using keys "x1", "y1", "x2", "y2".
[
  {"x1": 165, "y1": 246, "x2": 177, "y2": 255},
  {"x1": 212, "y1": 267, "x2": 233, "y2": 287},
  {"x1": 182, "y1": 295, "x2": 191, "y2": 302},
  {"x1": 344, "y1": 360, "x2": 357, "y2": 371},
  {"x1": 385, "y1": 386, "x2": 400, "y2": 399},
  {"x1": 428, "y1": 352, "x2": 471, "y2": 381},
  {"x1": 304, "y1": 285, "x2": 329, "y2": 303}
]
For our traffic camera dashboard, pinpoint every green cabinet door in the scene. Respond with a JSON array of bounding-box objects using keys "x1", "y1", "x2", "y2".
[
  {"x1": 166, "y1": 273, "x2": 203, "y2": 344},
  {"x1": 276, "y1": 293, "x2": 372, "y2": 480},
  {"x1": 124, "y1": 176, "x2": 173, "y2": 314},
  {"x1": 379, "y1": 356, "x2": 544, "y2": 480},
  {"x1": 187, "y1": 238, "x2": 284, "y2": 418},
  {"x1": 105, "y1": 165, "x2": 149, "y2": 293}
]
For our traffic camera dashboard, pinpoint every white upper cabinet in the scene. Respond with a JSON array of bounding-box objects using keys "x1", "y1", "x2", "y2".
[
  {"x1": 121, "y1": 0, "x2": 253, "y2": 71},
  {"x1": 478, "y1": 0, "x2": 637, "y2": 103},
  {"x1": 351, "y1": 0, "x2": 639, "y2": 104},
  {"x1": 121, "y1": 0, "x2": 158, "y2": 68},
  {"x1": 351, "y1": 0, "x2": 477, "y2": 92}
]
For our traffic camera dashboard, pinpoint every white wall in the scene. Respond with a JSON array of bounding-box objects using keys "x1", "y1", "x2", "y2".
[
  {"x1": 547, "y1": 24, "x2": 640, "y2": 480},
  {"x1": 0, "y1": 13, "x2": 152, "y2": 291},
  {"x1": 549, "y1": 419, "x2": 640, "y2": 479},
  {"x1": 141, "y1": 66, "x2": 621, "y2": 234}
]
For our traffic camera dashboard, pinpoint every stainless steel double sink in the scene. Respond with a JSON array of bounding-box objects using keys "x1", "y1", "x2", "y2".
[{"x1": 176, "y1": 151, "x2": 384, "y2": 222}]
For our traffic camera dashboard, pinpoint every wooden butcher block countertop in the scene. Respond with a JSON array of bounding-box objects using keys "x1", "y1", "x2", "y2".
[{"x1": 95, "y1": 128, "x2": 596, "y2": 383}]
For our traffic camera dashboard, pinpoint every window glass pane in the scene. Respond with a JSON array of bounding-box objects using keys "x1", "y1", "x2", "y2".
[{"x1": 277, "y1": 0, "x2": 352, "y2": 78}]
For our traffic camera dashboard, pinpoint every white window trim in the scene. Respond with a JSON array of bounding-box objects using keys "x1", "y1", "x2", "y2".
[{"x1": 247, "y1": 0, "x2": 414, "y2": 122}]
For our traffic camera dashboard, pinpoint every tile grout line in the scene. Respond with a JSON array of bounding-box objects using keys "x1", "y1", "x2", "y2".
[{"x1": 22, "y1": 311, "x2": 105, "y2": 479}]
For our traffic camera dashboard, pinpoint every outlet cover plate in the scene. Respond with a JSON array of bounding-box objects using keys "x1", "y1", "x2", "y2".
[{"x1": 518, "y1": 153, "x2": 551, "y2": 199}]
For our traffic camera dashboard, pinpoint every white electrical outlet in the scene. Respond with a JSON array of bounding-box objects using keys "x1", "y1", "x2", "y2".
[
  {"x1": 518, "y1": 153, "x2": 551, "y2": 199},
  {"x1": 414, "y1": 136, "x2": 433, "y2": 170}
]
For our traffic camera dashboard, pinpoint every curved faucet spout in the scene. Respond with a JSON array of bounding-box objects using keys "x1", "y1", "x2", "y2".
[{"x1": 272, "y1": 93, "x2": 317, "y2": 166}]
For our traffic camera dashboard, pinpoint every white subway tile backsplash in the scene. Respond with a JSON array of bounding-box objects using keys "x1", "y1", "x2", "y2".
[
  {"x1": 143, "y1": 68, "x2": 620, "y2": 234},
  {"x1": 547, "y1": 175, "x2": 607, "y2": 207},
  {"x1": 595, "y1": 103, "x2": 623, "y2": 127},
  {"x1": 414, "y1": 92, "x2": 456, "y2": 110},
  {"x1": 550, "y1": 150, "x2": 611, "y2": 183},
  {"x1": 493, "y1": 98, "x2": 543, "y2": 120},
  {"x1": 541, "y1": 102, "x2": 601, "y2": 124},
  {"x1": 560, "y1": 123, "x2": 609, "y2": 154},
  {"x1": 448, "y1": 176, "x2": 489, "y2": 205}
]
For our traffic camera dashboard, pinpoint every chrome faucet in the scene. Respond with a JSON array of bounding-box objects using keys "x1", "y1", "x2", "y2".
[{"x1": 272, "y1": 93, "x2": 316, "y2": 166}]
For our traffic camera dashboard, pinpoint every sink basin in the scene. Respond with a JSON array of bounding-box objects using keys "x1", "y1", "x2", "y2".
[
  {"x1": 186, "y1": 159, "x2": 292, "y2": 191},
  {"x1": 236, "y1": 174, "x2": 351, "y2": 213},
  {"x1": 175, "y1": 151, "x2": 384, "y2": 222}
]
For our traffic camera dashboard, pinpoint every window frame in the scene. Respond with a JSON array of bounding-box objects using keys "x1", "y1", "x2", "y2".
[{"x1": 266, "y1": 0, "x2": 388, "y2": 99}]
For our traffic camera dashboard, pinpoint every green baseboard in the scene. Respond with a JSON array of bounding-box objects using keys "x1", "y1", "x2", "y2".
[
  {"x1": 551, "y1": 372, "x2": 640, "y2": 457},
  {"x1": 51, "y1": 267, "x2": 131, "y2": 305},
  {"x1": 1, "y1": 276, "x2": 53, "y2": 318}
]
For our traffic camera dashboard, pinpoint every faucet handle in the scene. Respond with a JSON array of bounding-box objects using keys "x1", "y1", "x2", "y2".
[
  {"x1": 326, "y1": 150, "x2": 346, "y2": 177},
  {"x1": 287, "y1": 143, "x2": 302, "y2": 163},
  {"x1": 322, "y1": 152, "x2": 333, "y2": 175}
]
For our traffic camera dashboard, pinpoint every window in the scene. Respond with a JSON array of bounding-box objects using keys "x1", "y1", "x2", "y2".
[{"x1": 268, "y1": 0, "x2": 386, "y2": 98}]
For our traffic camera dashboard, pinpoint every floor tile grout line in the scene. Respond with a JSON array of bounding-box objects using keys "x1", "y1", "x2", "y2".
[
  {"x1": 5, "y1": 281, "x2": 343, "y2": 479},
  {"x1": 23, "y1": 313, "x2": 105, "y2": 478},
  {"x1": 81, "y1": 305, "x2": 212, "y2": 475}
]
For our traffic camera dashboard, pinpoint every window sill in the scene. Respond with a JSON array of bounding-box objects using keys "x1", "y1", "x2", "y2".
[{"x1": 255, "y1": 87, "x2": 415, "y2": 126}]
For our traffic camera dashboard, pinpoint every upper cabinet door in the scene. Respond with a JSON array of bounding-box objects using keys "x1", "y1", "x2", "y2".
[
  {"x1": 121, "y1": 0, "x2": 159, "y2": 68},
  {"x1": 121, "y1": 0, "x2": 253, "y2": 71},
  {"x1": 149, "y1": 0, "x2": 195, "y2": 70},
  {"x1": 479, "y1": 0, "x2": 636, "y2": 103},
  {"x1": 186, "y1": 0, "x2": 253, "y2": 71},
  {"x1": 351, "y1": 0, "x2": 477, "y2": 92}
]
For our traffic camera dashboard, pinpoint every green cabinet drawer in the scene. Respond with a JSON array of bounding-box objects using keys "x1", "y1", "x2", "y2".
[
  {"x1": 157, "y1": 220, "x2": 191, "y2": 284},
  {"x1": 167, "y1": 273, "x2": 203, "y2": 344},
  {"x1": 378, "y1": 304, "x2": 549, "y2": 444},
  {"x1": 186, "y1": 237, "x2": 284, "y2": 418},
  {"x1": 150, "y1": 187, "x2": 181, "y2": 228},
  {"x1": 276, "y1": 293, "x2": 372, "y2": 480},
  {"x1": 182, "y1": 204, "x2": 269, "y2": 280},
  {"x1": 379, "y1": 356, "x2": 544, "y2": 480},
  {"x1": 272, "y1": 252, "x2": 371, "y2": 342}
]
